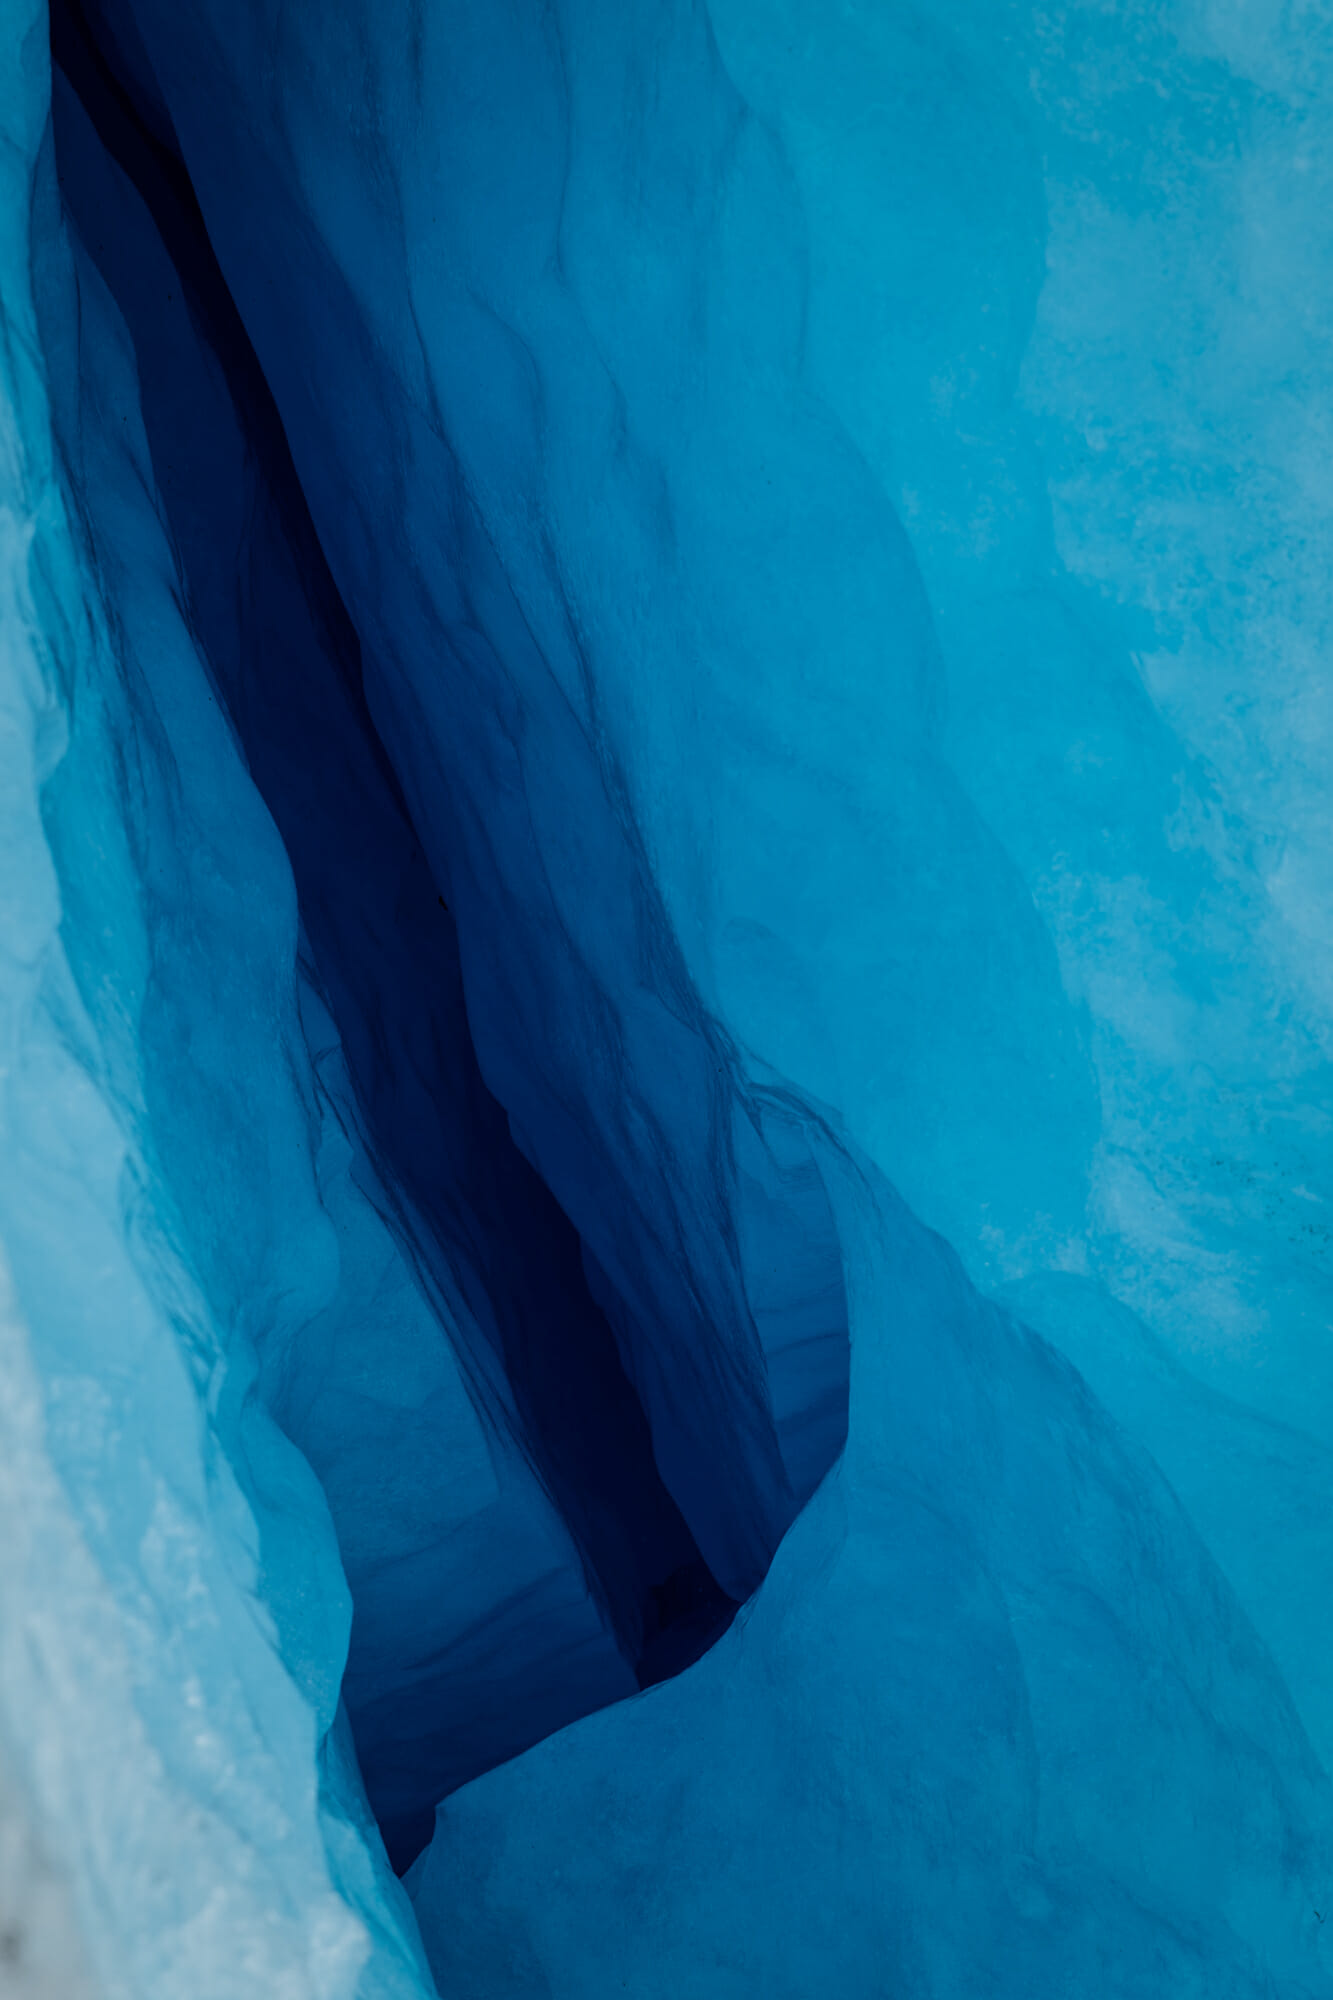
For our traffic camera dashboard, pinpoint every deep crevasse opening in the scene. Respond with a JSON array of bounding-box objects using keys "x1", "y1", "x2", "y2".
[
  {"x1": 42, "y1": 0, "x2": 852, "y2": 1880},
  {"x1": 3, "y1": 2, "x2": 1333, "y2": 1996}
]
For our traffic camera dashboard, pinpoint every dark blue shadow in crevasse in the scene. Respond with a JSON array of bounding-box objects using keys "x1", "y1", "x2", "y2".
[
  {"x1": 50, "y1": 0, "x2": 743, "y2": 1874},
  {"x1": 52, "y1": 0, "x2": 854, "y2": 1881}
]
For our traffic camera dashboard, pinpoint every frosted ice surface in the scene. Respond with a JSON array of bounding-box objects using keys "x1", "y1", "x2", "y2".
[{"x1": 0, "y1": 1731, "x2": 95, "y2": 1999}]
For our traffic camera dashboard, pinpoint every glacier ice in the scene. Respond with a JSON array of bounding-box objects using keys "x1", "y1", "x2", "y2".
[{"x1": 0, "y1": 0, "x2": 1331, "y2": 1996}]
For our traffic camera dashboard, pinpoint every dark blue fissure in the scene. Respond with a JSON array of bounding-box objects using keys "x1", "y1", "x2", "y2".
[{"x1": 50, "y1": 0, "x2": 739, "y2": 1873}]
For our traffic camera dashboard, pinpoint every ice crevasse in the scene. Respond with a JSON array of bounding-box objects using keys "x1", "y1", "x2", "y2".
[{"x1": 1, "y1": 0, "x2": 1332, "y2": 1993}]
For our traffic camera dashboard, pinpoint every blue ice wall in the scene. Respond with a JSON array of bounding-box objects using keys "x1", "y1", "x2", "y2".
[
  {"x1": 5, "y1": 0, "x2": 1333, "y2": 1994},
  {"x1": 705, "y1": 0, "x2": 1333, "y2": 1769}
]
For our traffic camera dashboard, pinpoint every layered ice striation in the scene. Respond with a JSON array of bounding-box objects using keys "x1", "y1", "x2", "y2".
[{"x1": 0, "y1": 1, "x2": 1331, "y2": 1996}]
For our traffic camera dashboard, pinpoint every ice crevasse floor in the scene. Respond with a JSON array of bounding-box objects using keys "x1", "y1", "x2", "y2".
[{"x1": 1, "y1": 1, "x2": 1332, "y2": 1995}]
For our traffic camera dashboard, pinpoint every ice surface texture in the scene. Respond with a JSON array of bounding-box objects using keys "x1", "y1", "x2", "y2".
[{"x1": 1, "y1": 0, "x2": 1332, "y2": 1995}]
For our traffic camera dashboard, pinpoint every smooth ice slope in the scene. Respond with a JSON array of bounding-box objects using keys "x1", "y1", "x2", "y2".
[{"x1": 412, "y1": 1151, "x2": 1333, "y2": 1997}]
